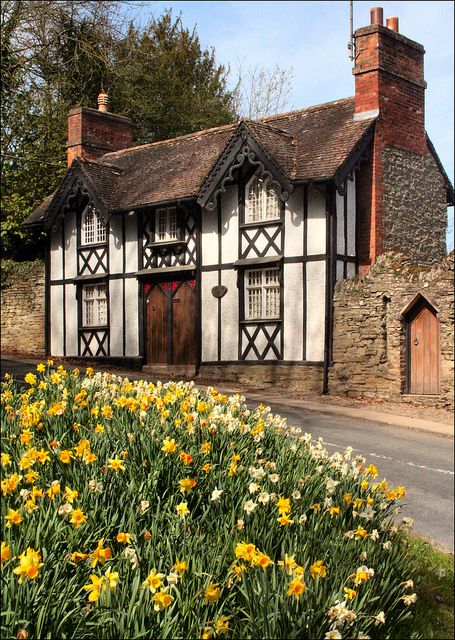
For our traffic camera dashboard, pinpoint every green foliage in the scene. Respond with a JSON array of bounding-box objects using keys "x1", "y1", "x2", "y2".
[
  {"x1": 1, "y1": 371, "x2": 421, "y2": 638},
  {"x1": 0, "y1": 259, "x2": 44, "y2": 289},
  {"x1": 394, "y1": 537, "x2": 454, "y2": 639},
  {"x1": 1, "y1": 2, "x2": 236, "y2": 257}
]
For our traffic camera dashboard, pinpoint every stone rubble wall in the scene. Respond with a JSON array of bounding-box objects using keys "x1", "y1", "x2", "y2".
[
  {"x1": 329, "y1": 251, "x2": 454, "y2": 408},
  {"x1": 1, "y1": 264, "x2": 46, "y2": 356}
]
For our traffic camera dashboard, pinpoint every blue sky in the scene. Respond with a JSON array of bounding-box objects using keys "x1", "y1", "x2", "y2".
[{"x1": 128, "y1": 1, "x2": 454, "y2": 247}]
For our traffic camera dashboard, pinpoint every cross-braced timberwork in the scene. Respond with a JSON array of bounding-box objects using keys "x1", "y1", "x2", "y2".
[{"x1": 79, "y1": 329, "x2": 109, "y2": 357}]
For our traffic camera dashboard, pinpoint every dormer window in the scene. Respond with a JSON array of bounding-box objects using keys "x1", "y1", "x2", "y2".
[
  {"x1": 81, "y1": 204, "x2": 106, "y2": 245},
  {"x1": 245, "y1": 175, "x2": 281, "y2": 224},
  {"x1": 156, "y1": 206, "x2": 178, "y2": 242}
]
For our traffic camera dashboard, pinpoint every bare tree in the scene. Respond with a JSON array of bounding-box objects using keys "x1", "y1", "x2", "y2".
[{"x1": 232, "y1": 61, "x2": 295, "y2": 119}]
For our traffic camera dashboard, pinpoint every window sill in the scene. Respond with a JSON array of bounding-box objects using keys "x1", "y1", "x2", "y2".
[
  {"x1": 240, "y1": 219, "x2": 283, "y2": 229},
  {"x1": 146, "y1": 240, "x2": 187, "y2": 250},
  {"x1": 240, "y1": 318, "x2": 282, "y2": 325},
  {"x1": 79, "y1": 325, "x2": 108, "y2": 331},
  {"x1": 78, "y1": 242, "x2": 108, "y2": 249}
]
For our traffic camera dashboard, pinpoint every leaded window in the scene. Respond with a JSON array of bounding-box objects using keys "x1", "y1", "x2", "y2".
[
  {"x1": 156, "y1": 207, "x2": 178, "y2": 242},
  {"x1": 82, "y1": 284, "x2": 107, "y2": 327},
  {"x1": 245, "y1": 268, "x2": 281, "y2": 320},
  {"x1": 245, "y1": 175, "x2": 280, "y2": 223},
  {"x1": 81, "y1": 205, "x2": 106, "y2": 245}
]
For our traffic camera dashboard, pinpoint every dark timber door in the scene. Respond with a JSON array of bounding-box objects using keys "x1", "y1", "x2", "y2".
[
  {"x1": 145, "y1": 279, "x2": 196, "y2": 365},
  {"x1": 408, "y1": 303, "x2": 439, "y2": 394},
  {"x1": 146, "y1": 284, "x2": 168, "y2": 363}
]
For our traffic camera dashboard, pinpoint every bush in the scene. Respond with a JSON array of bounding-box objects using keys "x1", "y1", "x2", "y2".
[{"x1": 1, "y1": 366, "x2": 418, "y2": 639}]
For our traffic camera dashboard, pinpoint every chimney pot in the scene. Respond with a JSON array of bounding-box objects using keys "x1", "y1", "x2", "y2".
[
  {"x1": 370, "y1": 6, "x2": 384, "y2": 25},
  {"x1": 97, "y1": 92, "x2": 109, "y2": 112},
  {"x1": 386, "y1": 17, "x2": 399, "y2": 32}
]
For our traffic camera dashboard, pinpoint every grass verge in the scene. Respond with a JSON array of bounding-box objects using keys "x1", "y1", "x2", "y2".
[{"x1": 396, "y1": 535, "x2": 454, "y2": 639}]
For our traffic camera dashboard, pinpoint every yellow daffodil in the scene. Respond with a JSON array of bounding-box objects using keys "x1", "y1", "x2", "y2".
[
  {"x1": 12, "y1": 548, "x2": 44, "y2": 583},
  {"x1": 116, "y1": 532, "x2": 132, "y2": 544},
  {"x1": 204, "y1": 582, "x2": 221, "y2": 604},
  {"x1": 70, "y1": 508, "x2": 87, "y2": 528},
  {"x1": 108, "y1": 457, "x2": 125, "y2": 472},
  {"x1": 174, "y1": 559, "x2": 188, "y2": 575},
  {"x1": 153, "y1": 588, "x2": 174, "y2": 611},
  {"x1": 70, "y1": 551, "x2": 89, "y2": 563},
  {"x1": 5, "y1": 508, "x2": 22, "y2": 527},
  {"x1": 91, "y1": 539, "x2": 112, "y2": 568},
  {"x1": 176, "y1": 502, "x2": 189, "y2": 518},
  {"x1": 179, "y1": 477, "x2": 197, "y2": 493},
  {"x1": 142, "y1": 569, "x2": 164, "y2": 593},
  {"x1": 344, "y1": 587, "x2": 357, "y2": 600},
  {"x1": 278, "y1": 553, "x2": 297, "y2": 575},
  {"x1": 162, "y1": 438, "x2": 177, "y2": 454},
  {"x1": 83, "y1": 573, "x2": 104, "y2": 601},
  {"x1": 277, "y1": 514, "x2": 294, "y2": 526},
  {"x1": 64, "y1": 486, "x2": 78, "y2": 503},
  {"x1": 1, "y1": 541, "x2": 12, "y2": 565},
  {"x1": 276, "y1": 496, "x2": 291, "y2": 515},
  {"x1": 287, "y1": 576, "x2": 306, "y2": 599},
  {"x1": 310, "y1": 560, "x2": 327, "y2": 579},
  {"x1": 355, "y1": 526, "x2": 368, "y2": 540}
]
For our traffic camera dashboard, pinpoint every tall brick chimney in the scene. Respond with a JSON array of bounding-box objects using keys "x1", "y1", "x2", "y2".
[
  {"x1": 353, "y1": 8, "x2": 446, "y2": 272},
  {"x1": 67, "y1": 93, "x2": 133, "y2": 167}
]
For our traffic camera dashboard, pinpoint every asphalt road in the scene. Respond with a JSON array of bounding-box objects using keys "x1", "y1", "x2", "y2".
[
  {"x1": 1, "y1": 357, "x2": 454, "y2": 552},
  {"x1": 257, "y1": 401, "x2": 454, "y2": 553}
]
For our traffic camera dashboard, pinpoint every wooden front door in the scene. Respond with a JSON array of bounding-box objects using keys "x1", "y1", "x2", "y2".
[
  {"x1": 408, "y1": 303, "x2": 440, "y2": 394},
  {"x1": 145, "y1": 279, "x2": 196, "y2": 365}
]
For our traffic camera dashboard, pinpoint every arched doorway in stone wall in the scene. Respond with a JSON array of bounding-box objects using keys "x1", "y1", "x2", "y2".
[{"x1": 402, "y1": 293, "x2": 440, "y2": 395}]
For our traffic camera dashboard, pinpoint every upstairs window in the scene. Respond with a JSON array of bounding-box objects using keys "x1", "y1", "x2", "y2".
[
  {"x1": 156, "y1": 206, "x2": 178, "y2": 242},
  {"x1": 81, "y1": 205, "x2": 106, "y2": 245},
  {"x1": 82, "y1": 283, "x2": 107, "y2": 327},
  {"x1": 245, "y1": 268, "x2": 281, "y2": 320},
  {"x1": 245, "y1": 175, "x2": 281, "y2": 223}
]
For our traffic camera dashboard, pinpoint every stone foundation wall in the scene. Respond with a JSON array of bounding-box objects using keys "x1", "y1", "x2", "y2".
[
  {"x1": 199, "y1": 363, "x2": 324, "y2": 393},
  {"x1": 329, "y1": 251, "x2": 454, "y2": 408},
  {"x1": 1, "y1": 263, "x2": 46, "y2": 356}
]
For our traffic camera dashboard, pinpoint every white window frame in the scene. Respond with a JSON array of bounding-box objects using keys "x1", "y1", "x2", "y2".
[
  {"x1": 81, "y1": 283, "x2": 108, "y2": 327},
  {"x1": 81, "y1": 204, "x2": 106, "y2": 246},
  {"x1": 245, "y1": 174, "x2": 281, "y2": 224},
  {"x1": 244, "y1": 268, "x2": 281, "y2": 320},
  {"x1": 155, "y1": 206, "x2": 179, "y2": 242}
]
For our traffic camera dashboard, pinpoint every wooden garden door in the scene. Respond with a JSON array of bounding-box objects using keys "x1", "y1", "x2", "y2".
[
  {"x1": 145, "y1": 279, "x2": 196, "y2": 365},
  {"x1": 408, "y1": 302, "x2": 440, "y2": 394}
]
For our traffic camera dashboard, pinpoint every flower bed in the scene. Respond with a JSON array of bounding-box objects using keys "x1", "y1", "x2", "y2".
[{"x1": 1, "y1": 365, "x2": 417, "y2": 639}]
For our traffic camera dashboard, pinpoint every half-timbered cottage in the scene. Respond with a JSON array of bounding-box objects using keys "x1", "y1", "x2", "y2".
[{"x1": 24, "y1": 8, "x2": 454, "y2": 392}]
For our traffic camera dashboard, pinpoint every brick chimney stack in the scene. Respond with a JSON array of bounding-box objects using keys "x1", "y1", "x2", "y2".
[
  {"x1": 67, "y1": 93, "x2": 133, "y2": 167},
  {"x1": 353, "y1": 7, "x2": 437, "y2": 273}
]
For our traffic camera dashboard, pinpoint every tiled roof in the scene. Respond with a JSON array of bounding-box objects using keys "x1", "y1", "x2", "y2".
[{"x1": 24, "y1": 96, "x2": 377, "y2": 225}]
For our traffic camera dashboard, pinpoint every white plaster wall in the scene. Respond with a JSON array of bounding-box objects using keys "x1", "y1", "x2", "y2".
[
  {"x1": 124, "y1": 278, "x2": 138, "y2": 356},
  {"x1": 124, "y1": 212, "x2": 138, "y2": 274},
  {"x1": 347, "y1": 177, "x2": 356, "y2": 256},
  {"x1": 283, "y1": 262, "x2": 303, "y2": 360},
  {"x1": 65, "y1": 284, "x2": 78, "y2": 355},
  {"x1": 50, "y1": 224, "x2": 63, "y2": 281},
  {"x1": 307, "y1": 186, "x2": 326, "y2": 255},
  {"x1": 305, "y1": 261, "x2": 326, "y2": 361},
  {"x1": 347, "y1": 262, "x2": 356, "y2": 278},
  {"x1": 336, "y1": 192, "x2": 345, "y2": 255},
  {"x1": 201, "y1": 207, "x2": 219, "y2": 266},
  {"x1": 221, "y1": 185, "x2": 239, "y2": 264},
  {"x1": 50, "y1": 285, "x2": 63, "y2": 355},
  {"x1": 220, "y1": 270, "x2": 238, "y2": 361},
  {"x1": 109, "y1": 279, "x2": 123, "y2": 356},
  {"x1": 109, "y1": 214, "x2": 124, "y2": 274},
  {"x1": 336, "y1": 260, "x2": 344, "y2": 281},
  {"x1": 64, "y1": 212, "x2": 77, "y2": 279},
  {"x1": 285, "y1": 186, "x2": 303, "y2": 257},
  {"x1": 201, "y1": 271, "x2": 218, "y2": 361}
]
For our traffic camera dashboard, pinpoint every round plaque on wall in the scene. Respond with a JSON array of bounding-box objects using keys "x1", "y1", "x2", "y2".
[{"x1": 211, "y1": 285, "x2": 228, "y2": 298}]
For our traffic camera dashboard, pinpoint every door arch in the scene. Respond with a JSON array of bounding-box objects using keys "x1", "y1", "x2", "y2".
[{"x1": 403, "y1": 294, "x2": 440, "y2": 395}]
